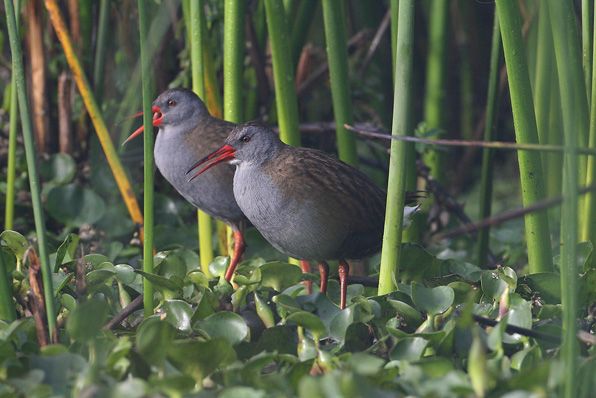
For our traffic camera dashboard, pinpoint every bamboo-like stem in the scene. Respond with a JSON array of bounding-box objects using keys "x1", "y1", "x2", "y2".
[
  {"x1": 321, "y1": 0, "x2": 358, "y2": 166},
  {"x1": 476, "y1": 12, "x2": 501, "y2": 267},
  {"x1": 583, "y1": 1, "x2": 596, "y2": 256},
  {"x1": 190, "y1": 0, "x2": 214, "y2": 276},
  {"x1": 422, "y1": 0, "x2": 449, "y2": 183},
  {"x1": 378, "y1": 0, "x2": 414, "y2": 295},
  {"x1": 582, "y1": 0, "x2": 593, "y2": 103},
  {"x1": 5, "y1": 79, "x2": 18, "y2": 230},
  {"x1": 495, "y1": 0, "x2": 553, "y2": 273},
  {"x1": 223, "y1": 0, "x2": 246, "y2": 123},
  {"x1": 264, "y1": 0, "x2": 301, "y2": 146},
  {"x1": 5, "y1": 0, "x2": 56, "y2": 337},
  {"x1": 291, "y1": 0, "x2": 317, "y2": 64},
  {"x1": 93, "y1": 0, "x2": 110, "y2": 101},
  {"x1": 44, "y1": 0, "x2": 144, "y2": 238},
  {"x1": 137, "y1": 0, "x2": 154, "y2": 317},
  {"x1": 390, "y1": 0, "x2": 398, "y2": 77}
]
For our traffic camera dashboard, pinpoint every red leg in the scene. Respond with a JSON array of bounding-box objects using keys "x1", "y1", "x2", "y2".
[
  {"x1": 318, "y1": 261, "x2": 329, "y2": 294},
  {"x1": 224, "y1": 229, "x2": 246, "y2": 282},
  {"x1": 338, "y1": 260, "x2": 349, "y2": 309},
  {"x1": 299, "y1": 260, "x2": 312, "y2": 294}
]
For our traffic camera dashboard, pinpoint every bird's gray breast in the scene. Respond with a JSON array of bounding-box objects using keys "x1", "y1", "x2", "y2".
[
  {"x1": 154, "y1": 127, "x2": 244, "y2": 224},
  {"x1": 233, "y1": 163, "x2": 347, "y2": 260}
]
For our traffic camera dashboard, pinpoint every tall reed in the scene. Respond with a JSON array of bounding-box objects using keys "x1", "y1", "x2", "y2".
[
  {"x1": 476, "y1": 12, "x2": 501, "y2": 266},
  {"x1": 4, "y1": 78, "x2": 17, "y2": 230},
  {"x1": 378, "y1": 0, "x2": 415, "y2": 295},
  {"x1": 321, "y1": 0, "x2": 358, "y2": 166},
  {"x1": 137, "y1": 0, "x2": 154, "y2": 317},
  {"x1": 5, "y1": 0, "x2": 56, "y2": 338},
  {"x1": 495, "y1": 0, "x2": 553, "y2": 274},
  {"x1": 584, "y1": 2, "x2": 596, "y2": 255}
]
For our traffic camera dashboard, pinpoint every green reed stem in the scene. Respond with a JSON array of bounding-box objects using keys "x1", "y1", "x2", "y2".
[
  {"x1": 582, "y1": 0, "x2": 593, "y2": 103},
  {"x1": 0, "y1": 250, "x2": 16, "y2": 322},
  {"x1": 291, "y1": 0, "x2": 317, "y2": 64},
  {"x1": 476, "y1": 12, "x2": 501, "y2": 267},
  {"x1": 496, "y1": 0, "x2": 553, "y2": 274},
  {"x1": 93, "y1": 0, "x2": 110, "y2": 101},
  {"x1": 264, "y1": 0, "x2": 301, "y2": 146},
  {"x1": 390, "y1": 0, "x2": 399, "y2": 77},
  {"x1": 137, "y1": 0, "x2": 154, "y2": 317},
  {"x1": 321, "y1": 0, "x2": 358, "y2": 166},
  {"x1": 378, "y1": 0, "x2": 414, "y2": 295},
  {"x1": 584, "y1": 1, "x2": 596, "y2": 257},
  {"x1": 224, "y1": 0, "x2": 246, "y2": 123},
  {"x1": 5, "y1": 81, "x2": 17, "y2": 231},
  {"x1": 4, "y1": 0, "x2": 56, "y2": 337},
  {"x1": 190, "y1": 0, "x2": 214, "y2": 276}
]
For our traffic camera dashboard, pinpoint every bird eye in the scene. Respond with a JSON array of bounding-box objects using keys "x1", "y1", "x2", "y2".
[
  {"x1": 240, "y1": 135, "x2": 251, "y2": 143},
  {"x1": 167, "y1": 99, "x2": 177, "y2": 107}
]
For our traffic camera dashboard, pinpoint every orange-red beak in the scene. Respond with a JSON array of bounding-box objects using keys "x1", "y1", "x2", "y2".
[
  {"x1": 186, "y1": 144, "x2": 236, "y2": 182},
  {"x1": 122, "y1": 105, "x2": 164, "y2": 145}
]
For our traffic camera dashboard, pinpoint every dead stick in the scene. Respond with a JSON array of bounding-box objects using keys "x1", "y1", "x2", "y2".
[{"x1": 103, "y1": 294, "x2": 144, "y2": 330}]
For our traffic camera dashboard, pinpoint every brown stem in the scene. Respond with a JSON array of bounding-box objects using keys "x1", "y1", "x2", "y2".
[
  {"x1": 103, "y1": 294, "x2": 143, "y2": 330},
  {"x1": 57, "y1": 72, "x2": 73, "y2": 154},
  {"x1": 27, "y1": 249, "x2": 53, "y2": 346}
]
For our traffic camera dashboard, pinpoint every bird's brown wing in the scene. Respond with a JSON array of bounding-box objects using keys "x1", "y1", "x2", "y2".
[{"x1": 270, "y1": 147, "x2": 386, "y2": 258}]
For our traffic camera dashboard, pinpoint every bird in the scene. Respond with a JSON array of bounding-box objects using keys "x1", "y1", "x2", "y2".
[
  {"x1": 125, "y1": 88, "x2": 250, "y2": 282},
  {"x1": 187, "y1": 123, "x2": 407, "y2": 309}
]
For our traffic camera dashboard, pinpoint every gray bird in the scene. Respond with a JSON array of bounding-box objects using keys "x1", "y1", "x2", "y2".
[
  {"x1": 188, "y1": 123, "x2": 397, "y2": 309},
  {"x1": 126, "y1": 88, "x2": 248, "y2": 282}
]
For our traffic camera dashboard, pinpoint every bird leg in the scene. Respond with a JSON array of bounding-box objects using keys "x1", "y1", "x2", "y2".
[
  {"x1": 318, "y1": 261, "x2": 329, "y2": 294},
  {"x1": 299, "y1": 260, "x2": 312, "y2": 294},
  {"x1": 224, "y1": 230, "x2": 246, "y2": 282},
  {"x1": 338, "y1": 260, "x2": 349, "y2": 309}
]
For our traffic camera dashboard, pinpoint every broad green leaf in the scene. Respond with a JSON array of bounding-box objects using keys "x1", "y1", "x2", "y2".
[
  {"x1": 162, "y1": 300, "x2": 194, "y2": 332},
  {"x1": 519, "y1": 273, "x2": 561, "y2": 304},
  {"x1": 66, "y1": 298, "x2": 109, "y2": 341},
  {"x1": 136, "y1": 316, "x2": 176, "y2": 365},
  {"x1": 167, "y1": 338, "x2": 236, "y2": 381},
  {"x1": 194, "y1": 311, "x2": 249, "y2": 345},
  {"x1": 135, "y1": 270, "x2": 183, "y2": 291},
  {"x1": 209, "y1": 256, "x2": 230, "y2": 277},
  {"x1": 114, "y1": 264, "x2": 136, "y2": 285},
  {"x1": 286, "y1": 311, "x2": 326, "y2": 339},
  {"x1": 53, "y1": 233, "x2": 79, "y2": 272},
  {"x1": 259, "y1": 261, "x2": 303, "y2": 291},
  {"x1": 389, "y1": 337, "x2": 428, "y2": 360},
  {"x1": 0, "y1": 230, "x2": 28, "y2": 262},
  {"x1": 411, "y1": 283, "x2": 454, "y2": 315},
  {"x1": 481, "y1": 270, "x2": 508, "y2": 300},
  {"x1": 46, "y1": 184, "x2": 106, "y2": 227}
]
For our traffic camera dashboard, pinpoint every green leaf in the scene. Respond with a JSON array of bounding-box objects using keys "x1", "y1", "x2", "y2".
[
  {"x1": 481, "y1": 270, "x2": 508, "y2": 299},
  {"x1": 411, "y1": 283, "x2": 454, "y2": 315},
  {"x1": 286, "y1": 311, "x2": 326, "y2": 339},
  {"x1": 66, "y1": 298, "x2": 109, "y2": 341},
  {"x1": 259, "y1": 261, "x2": 303, "y2": 291},
  {"x1": 519, "y1": 273, "x2": 561, "y2": 303},
  {"x1": 114, "y1": 264, "x2": 136, "y2": 285},
  {"x1": 136, "y1": 316, "x2": 176, "y2": 365},
  {"x1": 46, "y1": 184, "x2": 106, "y2": 227},
  {"x1": 0, "y1": 230, "x2": 28, "y2": 261},
  {"x1": 167, "y1": 338, "x2": 236, "y2": 381},
  {"x1": 209, "y1": 256, "x2": 230, "y2": 277},
  {"x1": 194, "y1": 311, "x2": 249, "y2": 345},
  {"x1": 53, "y1": 233, "x2": 79, "y2": 272},
  {"x1": 389, "y1": 337, "x2": 429, "y2": 360},
  {"x1": 40, "y1": 153, "x2": 76, "y2": 185},
  {"x1": 135, "y1": 270, "x2": 183, "y2": 292},
  {"x1": 387, "y1": 299, "x2": 424, "y2": 327},
  {"x1": 161, "y1": 300, "x2": 194, "y2": 332}
]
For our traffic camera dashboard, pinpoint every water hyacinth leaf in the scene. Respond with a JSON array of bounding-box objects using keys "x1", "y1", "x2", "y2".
[
  {"x1": 411, "y1": 283, "x2": 454, "y2": 315},
  {"x1": 53, "y1": 233, "x2": 79, "y2": 272},
  {"x1": 481, "y1": 270, "x2": 508, "y2": 299},
  {"x1": 219, "y1": 387, "x2": 266, "y2": 398},
  {"x1": 518, "y1": 273, "x2": 561, "y2": 303},
  {"x1": 254, "y1": 292, "x2": 275, "y2": 328},
  {"x1": 167, "y1": 338, "x2": 236, "y2": 382},
  {"x1": 136, "y1": 316, "x2": 176, "y2": 365},
  {"x1": 135, "y1": 270, "x2": 183, "y2": 292},
  {"x1": 344, "y1": 323, "x2": 372, "y2": 352},
  {"x1": 511, "y1": 345, "x2": 541, "y2": 371},
  {"x1": 66, "y1": 298, "x2": 109, "y2": 341},
  {"x1": 272, "y1": 294, "x2": 302, "y2": 318},
  {"x1": 84, "y1": 253, "x2": 110, "y2": 268},
  {"x1": 155, "y1": 252, "x2": 187, "y2": 280},
  {"x1": 347, "y1": 352, "x2": 385, "y2": 375},
  {"x1": 114, "y1": 264, "x2": 136, "y2": 285},
  {"x1": 1, "y1": 230, "x2": 28, "y2": 264},
  {"x1": 86, "y1": 268, "x2": 116, "y2": 290},
  {"x1": 400, "y1": 244, "x2": 443, "y2": 282},
  {"x1": 194, "y1": 311, "x2": 249, "y2": 345},
  {"x1": 448, "y1": 260, "x2": 483, "y2": 282},
  {"x1": 209, "y1": 256, "x2": 230, "y2": 278},
  {"x1": 29, "y1": 352, "x2": 88, "y2": 396},
  {"x1": 387, "y1": 299, "x2": 424, "y2": 326},
  {"x1": 0, "y1": 247, "x2": 17, "y2": 275},
  {"x1": 46, "y1": 184, "x2": 106, "y2": 227},
  {"x1": 253, "y1": 326, "x2": 298, "y2": 355},
  {"x1": 162, "y1": 300, "x2": 194, "y2": 332},
  {"x1": 286, "y1": 311, "x2": 327, "y2": 340},
  {"x1": 259, "y1": 261, "x2": 304, "y2": 291},
  {"x1": 390, "y1": 337, "x2": 429, "y2": 360}
]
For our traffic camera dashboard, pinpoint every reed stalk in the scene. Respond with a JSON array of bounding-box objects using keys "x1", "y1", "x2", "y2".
[
  {"x1": 189, "y1": 0, "x2": 214, "y2": 276},
  {"x1": 582, "y1": 0, "x2": 593, "y2": 103},
  {"x1": 137, "y1": 0, "x2": 154, "y2": 317},
  {"x1": 0, "y1": 251, "x2": 16, "y2": 322},
  {"x1": 321, "y1": 0, "x2": 358, "y2": 166},
  {"x1": 378, "y1": 0, "x2": 415, "y2": 295},
  {"x1": 422, "y1": 0, "x2": 449, "y2": 183},
  {"x1": 4, "y1": 78, "x2": 17, "y2": 231},
  {"x1": 223, "y1": 0, "x2": 246, "y2": 124},
  {"x1": 93, "y1": 0, "x2": 110, "y2": 101},
  {"x1": 291, "y1": 0, "x2": 317, "y2": 64},
  {"x1": 5, "y1": 0, "x2": 56, "y2": 337},
  {"x1": 495, "y1": 0, "x2": 553, "y2": 273},
  {"x1": 476, "y1": 12, "x2": 501, "y2": 267},
  {"x1": 264, "y1": 0, "x2": 301, "y2": 146},
  {"x1": 390, "y1": 0, "x2": 398, "y2": 76},
  {"x1": 584, "y1": 1, "x2": 596, "y2": 257}
]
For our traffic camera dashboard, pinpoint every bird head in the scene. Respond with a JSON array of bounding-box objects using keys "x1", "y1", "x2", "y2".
[
  {"x1": 186, "y1": 123, "x2": 282, "y2": 181},
  {"x1": 124, "y1": 88, "x2": 208, "y2": 144}
]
